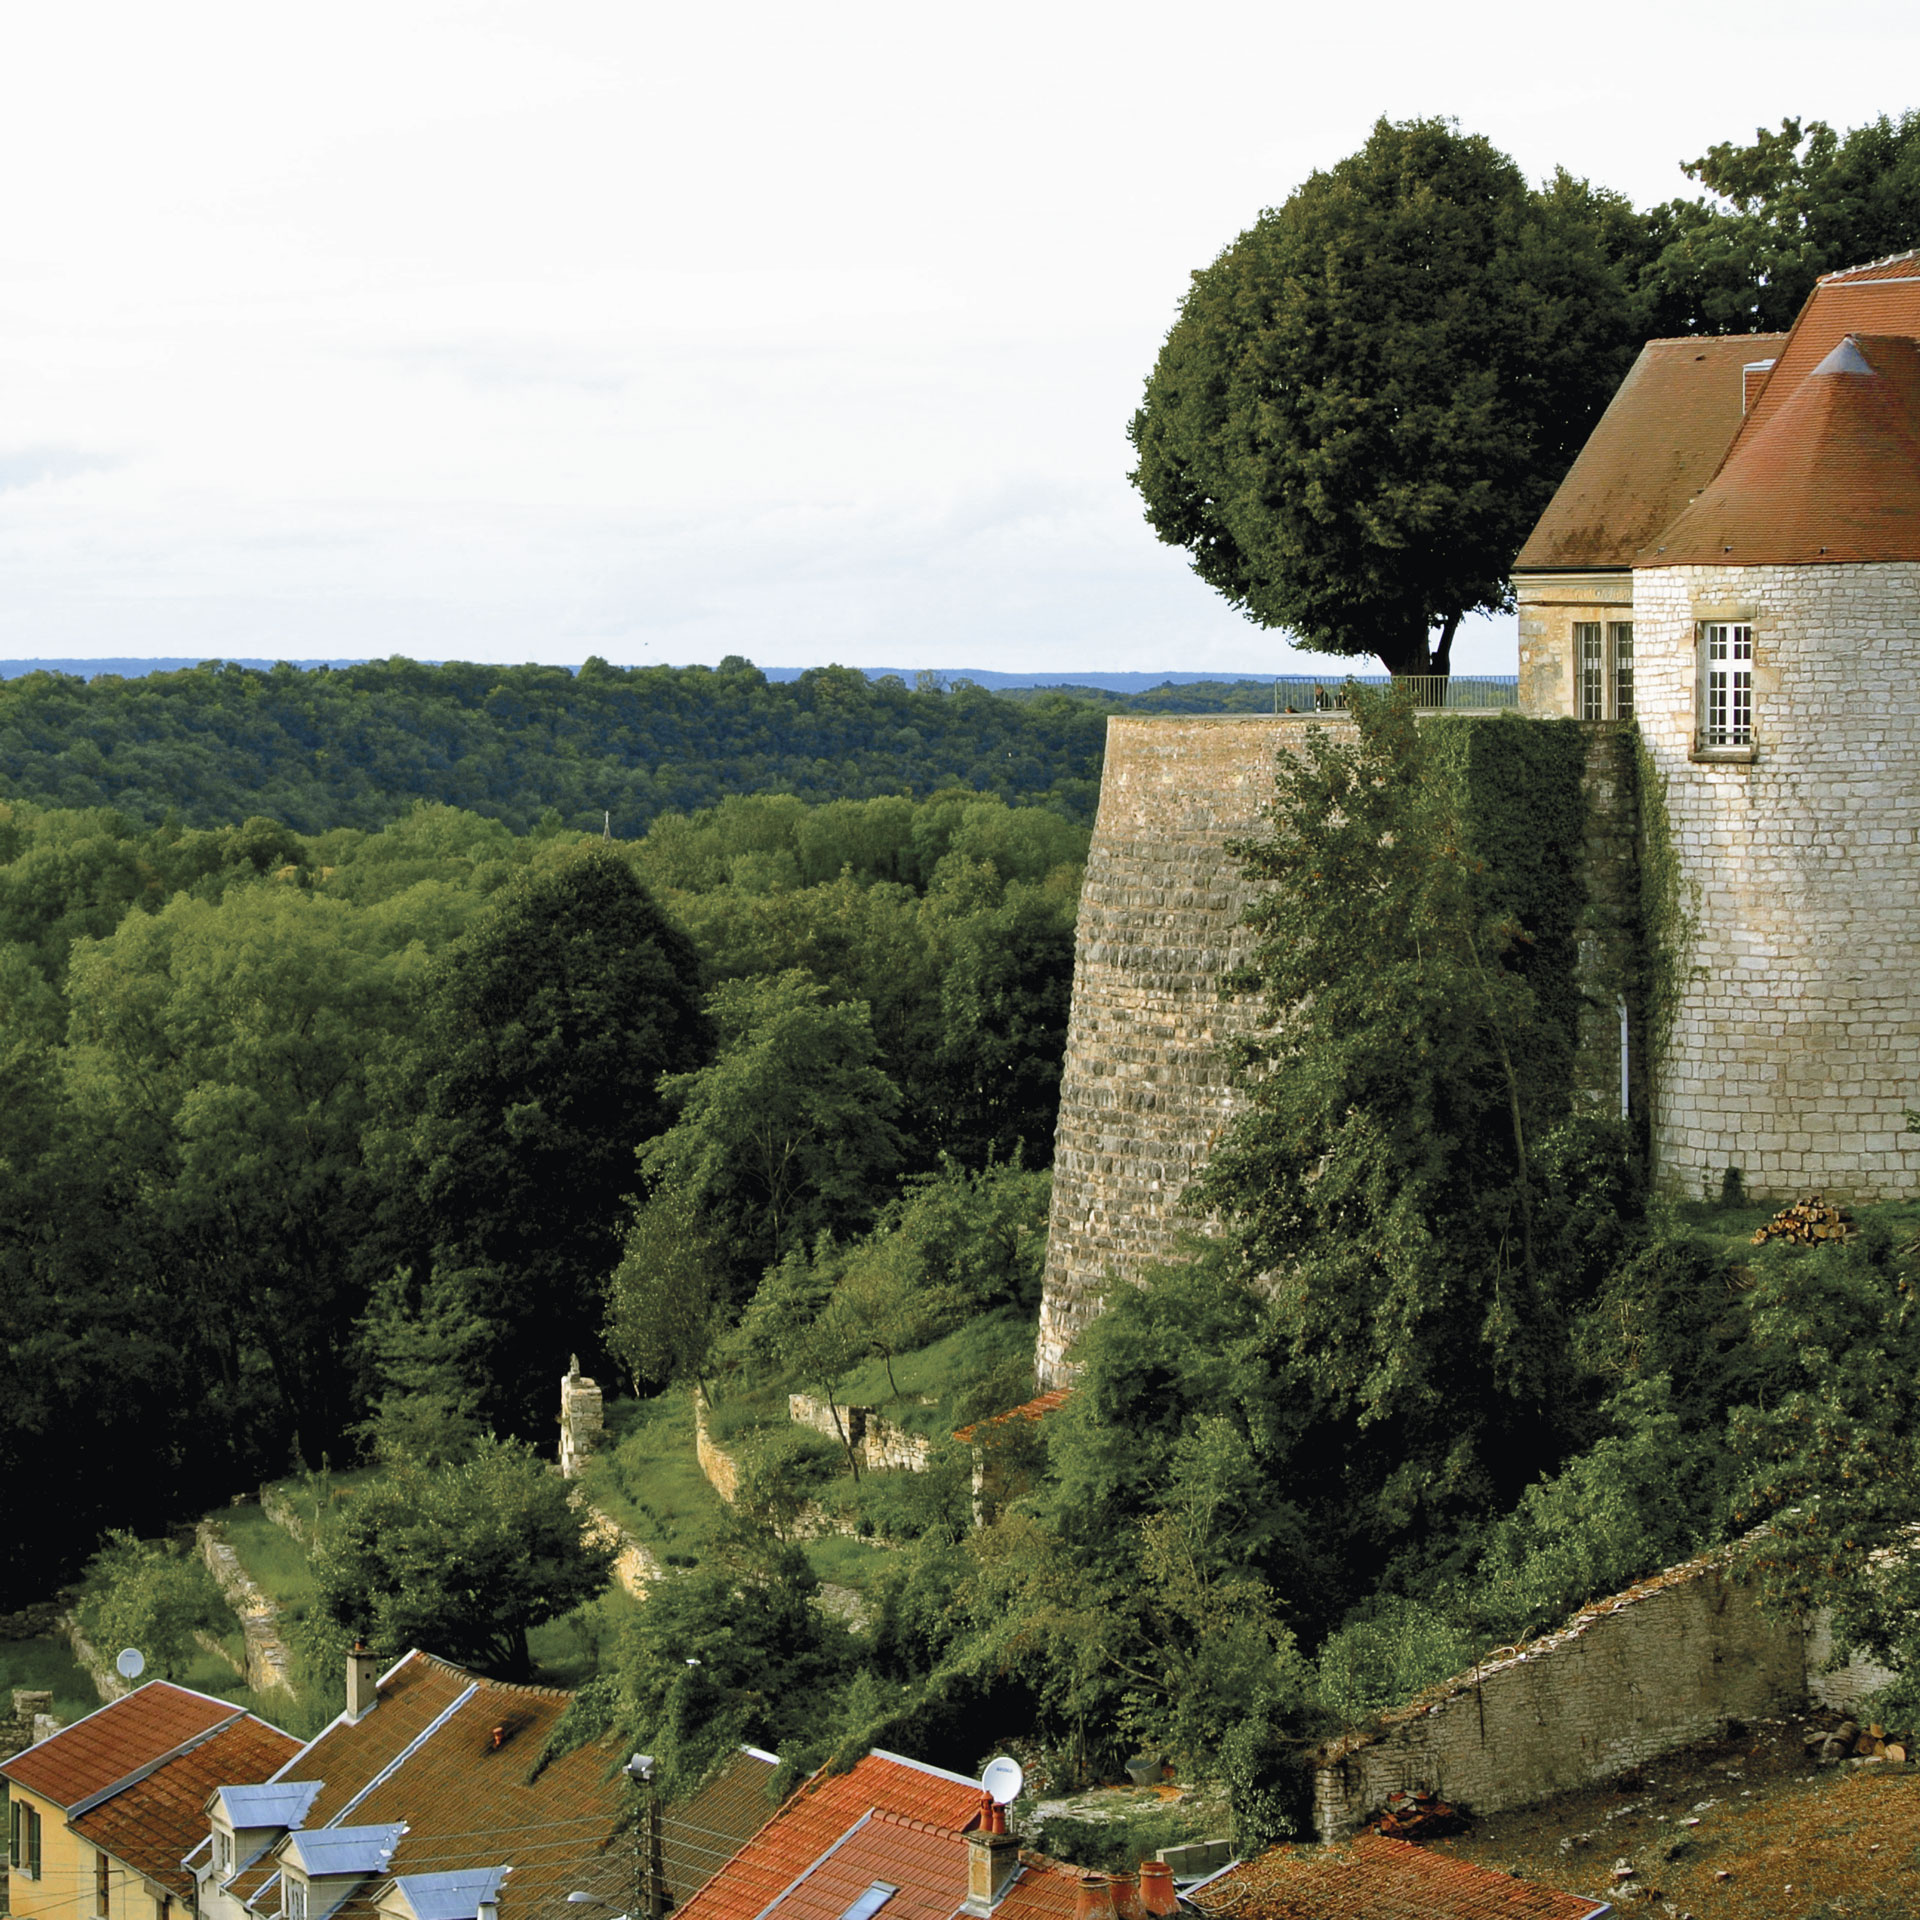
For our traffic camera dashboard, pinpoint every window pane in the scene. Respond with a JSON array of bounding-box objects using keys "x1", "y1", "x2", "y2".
[
  {"x1": 1610, "y1": 623, "x2": 1633, "y2": 720},
  {"x1": 1575, "y1": 622, "x2": 1604, "y2": 719}
]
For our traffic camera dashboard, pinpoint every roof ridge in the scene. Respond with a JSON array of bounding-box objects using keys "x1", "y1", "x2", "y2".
[{"x1": 1820, "y1": 246, "x2": 1920, "y2": 282}]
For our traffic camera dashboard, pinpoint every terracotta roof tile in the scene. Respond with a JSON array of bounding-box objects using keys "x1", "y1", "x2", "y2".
[
  {"x1": 0, "y1": 1682, "x2": 243, "y2": 1812},
  {"x1": 1514, "y1": 335, "x2": 1785, "y2": 570},
  {"x1": 1723, "y1": 272, "x2": 1920, "y2": 455},
  {"x1": 69, "y1": 1716, "x2": 302, "y2": 1901},
  {"x1": 1640, "y1": 333, "x2": 1920, "y2": 565},
  {"x1": 1194, "y1": 1835, "x2": 1604, "y2": 1920},
  {"x1": 953, "y1": 1390, "x2": 1071, "y2": 1445},
  {"x1": 673, "y1": 1753, "x2": 987, "y2": 1920}
]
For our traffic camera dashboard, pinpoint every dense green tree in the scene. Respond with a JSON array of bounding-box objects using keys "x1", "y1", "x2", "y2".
[
  {"x1": 311, "y1": 1436, "x2": 615, "y2": 1678},
  {"x1": 77, "y1": 1531, "x2": 228, "y2": 1681},
  {"x1": 1128, "y1": 118, "x2": 1641, "y2": 675},
  {"x1": 643, "y1": 971, "x2": 904, "y2": 1279},
  {"x1": 1640, "y1": 113, "x2": 1920, "y2": 336},
  {"x1": 400, "y1": 848, "x2": 708, "y2": 1431},
  {"x1": 602, "y1": 1185, "x2": 729, "y2": 1397}
]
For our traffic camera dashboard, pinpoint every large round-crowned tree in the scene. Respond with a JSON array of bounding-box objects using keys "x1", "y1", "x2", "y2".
[{"x1": 1128, "y1": 118, "x2": 1642, "y2": 677}]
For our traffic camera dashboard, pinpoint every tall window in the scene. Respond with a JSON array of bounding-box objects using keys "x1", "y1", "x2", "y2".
[
  {"x1": 1612, "y1": 623, "x2": 1634, "y2": 719},
  {"x1": 215, "y1": 1830, "x2": 234, "y2": 1879},
  {"x1": 97, "y1": 1847, "x2": 112, "y2": 1917},
  {"x1": 1700, "y1": 623, "x2": 1754, "y2": 747},
  {"x1": 1577, "y1": 622, "x2": 1605, "y2": 719},
  {"x1": 10, "y1": 1798, "x2": 43, "y2": 1880},
  {"x1": 286, "y1": 1878, "x2": 308, "y2": 1920}
]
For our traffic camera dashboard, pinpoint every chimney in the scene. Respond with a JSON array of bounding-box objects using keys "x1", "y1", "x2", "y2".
[
  {"x1": 1743, "y1": 359, "x2": 1777, "y2": 414},
  {"x1": 345, "y1": 1643, "x2": 382, "y2": 1721},
  {"x1": 1137, "y1": 1863, "x2": 1178, "y2": 1919},
  {"x1": 1072, "y1": 1877, "x2": 1118, "y2": 1920},
  {"x1": 964, "y1": 1822, "x2": 1021, "y2": 1915}
]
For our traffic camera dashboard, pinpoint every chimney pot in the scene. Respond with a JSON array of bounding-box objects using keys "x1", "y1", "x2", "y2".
[
  {"x1": 1138, "y1": 1862, "x2": 1177, "y2": 1919},
  {"x1": 1073, "y1": 1876, "x2": 1118, "y2": 1920}
]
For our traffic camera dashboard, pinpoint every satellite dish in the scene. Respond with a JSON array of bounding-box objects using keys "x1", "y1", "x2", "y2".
[
  {"x1": 115, "y1": 1648, "x2": 146, "y2": 1681},
  {"x1": 981, "y1": 1756, "x2": 1024, "y2": 1806}
]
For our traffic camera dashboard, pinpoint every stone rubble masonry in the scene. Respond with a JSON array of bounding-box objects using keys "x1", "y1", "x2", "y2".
[
  {"x1": 1036, "y1": 713, "x2": 1641, "y2": 1388},
  {"x1": 693, "y1": 1389, "x2": 741, "y2": 1504},
  {"x1": 195, "y1": 1519, "x2": 295, "y2": 1695},
  {"x1": 559, "y1": 1361, "x2": 605, "y2": 1478},
  {"x1": 1635, "y1": 562, "x2": 1920, "y2": 1202},
  {"x1": 787, "y1": 1393, "x2": 933, "y2": 1473},
  {"x1": 1312, "y1": 1545, "x2": 1887, "y2": 1841}
]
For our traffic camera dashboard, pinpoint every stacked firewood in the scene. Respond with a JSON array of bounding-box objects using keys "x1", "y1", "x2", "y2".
[
  {"x1": 1752, "y1": 1195, "x2": 1855, "y2": 1247},
  {"x1": 1802, "y1": 1718, "x2": 1908, "y2": 1764},
  {"x1": 1371, "y1": 1788, "x2": 1465, "y2": 1840}
]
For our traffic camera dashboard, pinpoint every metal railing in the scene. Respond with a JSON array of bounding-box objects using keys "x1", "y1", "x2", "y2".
[{"x1": 1270, "y1": 675, "x2": 1519, "y2": 713}]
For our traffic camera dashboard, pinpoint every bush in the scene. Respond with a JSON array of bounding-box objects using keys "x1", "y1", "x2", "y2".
[{"x1": 78, "y1": 1533, "x2": 226, "y2": 1682}]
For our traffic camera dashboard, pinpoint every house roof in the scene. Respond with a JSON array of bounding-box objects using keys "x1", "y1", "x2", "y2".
[
  {"x1": 65, "y1": 1713, "x2": 303, "y2": 1902},
  {"x1": 953, "y1": 1390, "x2": 1072, "y2": 1446},
  {"x1": 1725, "y1": 257, "x2": 1920, "y2": 457},
  {"x1": 286, "y1": 1826, "x2": 410, "y2": 1880},
  {"x1": 670, "y1": 1751, "x2": 1082, "y2": 1920},
  {"x1": 214, "y1": 1653, "x2": 772, "y2": 1920},
  {"x1": 217, "y1": 1783, "x2": 326, "y2": 1832},
  {"x1": 672, "y1": 1753, "x2": 985, "y2": 1920},
  {"x1": 1513, "y1": 335, "x2": 1783, "y2": 571},
  {"x1": 1192, "y1": 1834, "x2": 1607, "y2": 1920},
  {"x1": 0, "y1": 1682, "x2": 252, "y2": 1813},
  {"x1": 1639, "y1": 334, "x2": 1920, "y2": 565},
  {"x1": 389, "y1": 1866, "x2": 512, "y2": 1920}
]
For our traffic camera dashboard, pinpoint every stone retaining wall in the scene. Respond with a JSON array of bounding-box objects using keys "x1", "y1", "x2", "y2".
[
  {"x1": 787, "y1": 1393, "x2": 933, "y2": 1472},
  {"x1": 1311, "y1": 1545, "x2": 1895, "y2": 1840},
  {"x1": 196, "y1": 1520, "x2": 295, "y2": 1695}
]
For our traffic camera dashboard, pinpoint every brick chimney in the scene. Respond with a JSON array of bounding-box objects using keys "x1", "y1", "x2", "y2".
[
  {"x1": 1743, "y1": 359, "x2": 1777, "y2": 414},
  {"x1": 964, "y1": 1799, "x2": 1020, "y2": 1915},
  {"x1": 346, "y1": 1643, "x2": 382, "y2": 1721}
]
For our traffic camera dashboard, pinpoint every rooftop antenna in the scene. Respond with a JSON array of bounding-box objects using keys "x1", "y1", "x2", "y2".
[
  {"x1": 981, "y1": 1755, "x2": 1024, "y2": 1806},
  {"x1": 115, "y1": 1647, "x2": 146, "y2": 1682}
]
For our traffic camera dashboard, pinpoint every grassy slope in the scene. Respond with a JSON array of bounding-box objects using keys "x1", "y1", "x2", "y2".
[{"x1": 0, "y1": 1636, "x2": 99, "y2": 1727}]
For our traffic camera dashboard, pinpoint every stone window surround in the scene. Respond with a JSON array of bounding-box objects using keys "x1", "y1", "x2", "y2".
[{"x1": 1691, "y1": 598, "x2": 1761, "y2": 765}]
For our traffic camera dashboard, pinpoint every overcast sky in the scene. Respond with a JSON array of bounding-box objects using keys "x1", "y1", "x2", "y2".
[{"x1": 1, "y1": 2, "x2": 1915, "y2": 677}]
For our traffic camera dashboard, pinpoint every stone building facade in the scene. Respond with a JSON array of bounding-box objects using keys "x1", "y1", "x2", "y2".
[{"x1": 1037, "y1": 249, "x2": 1920, "y2": 1380}]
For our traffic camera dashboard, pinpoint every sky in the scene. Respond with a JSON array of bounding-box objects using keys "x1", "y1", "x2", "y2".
[{"x1": 1, "y1": 3, "x2": 1916, "y2": 679}]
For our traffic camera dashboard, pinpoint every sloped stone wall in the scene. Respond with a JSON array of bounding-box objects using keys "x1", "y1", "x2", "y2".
[
  {"x1": 1312, "y1": 1552, "x2": 1804, "y2": 1839},
  {"x1": 1036, "y1": 713, "x2": 1641, "y2": 1387}
]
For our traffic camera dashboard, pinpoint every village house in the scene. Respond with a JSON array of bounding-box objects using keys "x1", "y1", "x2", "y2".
[
  {"x1": 191, "y1": 1649, "x2": 777, "y2": 1920},
  {"x1": 1, "y1": 1681, "x2": 300, "y2": 1920}
]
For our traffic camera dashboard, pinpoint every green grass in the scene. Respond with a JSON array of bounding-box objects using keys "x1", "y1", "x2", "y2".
[
  {"x1": 527, "y1": 1586, "x2": 641, "y2": 1688},
  {"x1": 580, "y1": 1391, "x2": 736, "y2": 1566},
  {"x1": 801, "y1": 1532, "x2": 893, "y2": 1593},
  {"x1": 830, "y1": 1310, "x2": 1035, "y2": 1436},
  {"x1": 0, "y1": 1635, "x2": 100, "y2": 1727},
  {"x1": 221, "y1": 1503, "x2": 319, "y2": 1616}
]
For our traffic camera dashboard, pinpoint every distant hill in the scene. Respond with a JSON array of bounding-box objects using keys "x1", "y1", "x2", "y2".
[{"x1": 0, "y1": 656, "x2": 1111, "y2": 834}]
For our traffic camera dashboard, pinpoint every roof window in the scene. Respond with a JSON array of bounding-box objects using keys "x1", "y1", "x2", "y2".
[{"x1": 839, "y1": 1883, "x2": 900, "y2": 1920}]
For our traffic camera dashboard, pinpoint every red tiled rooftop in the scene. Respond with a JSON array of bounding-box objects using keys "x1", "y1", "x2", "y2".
[
  {"x1": 1194, "y1": 1834, "x2": 1604, "y2": 1920},
  {"x1": 674, "y1": 1753, "x2": 988, "y2": 1920},
  {"x1": 954, "y1": 1389, "x2": 1071, "y2": 1445},
  {"x1": 71, "y1": 1714, "x2": 302, "y2": 1901},
  {"x1": 1641, "y1": 333, "x2": 1920, "y2": 565},
  {"x1": 1514, "y1": 335, "x2": 1784, "y2": 571},
  {"x1": 0, "y1": 1682, "x2": 242, "y2": 1812}
]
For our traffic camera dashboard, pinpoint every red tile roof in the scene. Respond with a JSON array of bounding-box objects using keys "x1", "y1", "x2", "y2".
[
  {"x1": 70, "y1": 1715, "x2": 302, "y2": 1901},
  {"x1": 229, "y1": 1653, "x2": 633, "y2": 1920},
  {"x1": 1194, "y1": 1835, "x2": 1605, "y2": 1920},
  {"x1": 1721, "y1": 270, "x2": 1920, "y2": 458},
  {"x1": 673, "y1": 1753, "x2": 988, "y2": 1920},
  {"x1": 953, "y1": 1390, "x2": 1072, "y2": 1445},
  {"x1": 1640, "y1": 333, "x2": 1920, "y2": 565},
  {"x1": 1514, "y1": 335, "x2": 1784, "y2": 571},
  {"x1": 0, "y1": 1682, "x2": 242, "y2": 1812}
]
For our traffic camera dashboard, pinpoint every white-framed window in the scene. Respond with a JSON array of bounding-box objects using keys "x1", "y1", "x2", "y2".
[
  {"x1": 1574, "y1": 621, "x2": 1634, "y2": 719},
  {"x1": 214, "y1": 1829, "x2": 235, "y2": 1879},
  {"x1": 1698, "y1": 622, "x2": 1754, "y2": 748},
  {"x1": 285, "y1": 1877, "x2": 308, "y2": 1920}
]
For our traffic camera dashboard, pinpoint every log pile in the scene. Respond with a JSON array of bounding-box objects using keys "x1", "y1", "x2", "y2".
[
  {"x1": 1752, "y1": 1195, "x2": 1855, "y2": 1247},
  {"x1": 1371, "y1": 1788, "x2": 1465, "y2": 1840},
  {"x1": 1802, "y1": 1718, "x2": 1908, "y2": 1764}
]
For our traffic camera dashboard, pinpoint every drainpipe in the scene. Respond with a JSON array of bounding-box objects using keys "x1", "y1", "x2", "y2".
[{"x1": 1618, "y1": 995, "x2": 1630, "y2": 1119}]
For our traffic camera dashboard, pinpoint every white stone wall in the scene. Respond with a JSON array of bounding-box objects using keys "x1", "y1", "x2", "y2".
[{"x1": 1634, "y1": 562, "x2": 1920, "y2": 1202}]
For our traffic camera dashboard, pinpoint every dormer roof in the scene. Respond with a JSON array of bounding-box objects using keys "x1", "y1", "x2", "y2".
[
  {"x1": 1638, "y1": 334, "x2": 1920, "y2": 565},
  {"x1": 284, "y1": 1825, "x2": 410, "y2": 1880},
  {"x1": 214, "y1": 1782, "x2": 325, "y2": 1832}
]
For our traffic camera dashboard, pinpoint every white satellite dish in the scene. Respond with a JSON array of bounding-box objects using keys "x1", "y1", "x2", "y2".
[
  {"x1": 115, "y1": 1648, "x2": 145, "y2": 1681},
  {"x1": 981, "y1": 1756, "x2": 1024, "y2": 1806}
]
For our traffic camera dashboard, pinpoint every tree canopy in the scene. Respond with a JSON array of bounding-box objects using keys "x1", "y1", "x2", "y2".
[{"x1": 1128, "y1": 118, "x2": 1641, "y2": 675}]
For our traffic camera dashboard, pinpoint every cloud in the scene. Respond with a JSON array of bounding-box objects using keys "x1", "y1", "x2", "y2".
[{"x1": 0, "y1": 447, "x2": 117, "y2": 493}]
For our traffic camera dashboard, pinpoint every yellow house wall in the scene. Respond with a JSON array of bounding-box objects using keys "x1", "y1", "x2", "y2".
[
  {"x1": 7, "y1": 1790, "x2": 176, "y2": 1920},
  {"x1": 1516, "y1": 570, "x2": 1635, "y2": 717}
]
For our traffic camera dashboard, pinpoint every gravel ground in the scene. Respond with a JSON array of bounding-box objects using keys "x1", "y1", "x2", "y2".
[{"x1": 1426, "y1": 1711, "x2": 1920, "y2": 1917}]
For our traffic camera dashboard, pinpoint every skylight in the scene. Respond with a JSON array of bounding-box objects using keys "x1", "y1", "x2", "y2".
[{"x1": 838, "y1": 1883, "x2": 899, "y2": 1920}]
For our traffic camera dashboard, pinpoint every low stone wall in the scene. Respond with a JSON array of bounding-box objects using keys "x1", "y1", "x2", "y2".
[
  {"x1": 694, "y1": 1391, "x2": 741, "y2": 1504},
  {"x1": 1313, "y1": 1548, "x2": 1813, "y2": 1839},
  {"x1": 578, "y1": 1501, "x2": 660, "y2": 1597},
  {"x1": 196, "y1": 1520, "x2": 295, "y2": 1695},
  {"x1": 259, "y1": 1483, "x2": 316, "y2": 1547},
  {"x1": 60, "y1": 1613, "x2": 130, "y2": 1703},
  {"x1": 787, "y1": 1394, "x2": 933, "y2": 1473}
]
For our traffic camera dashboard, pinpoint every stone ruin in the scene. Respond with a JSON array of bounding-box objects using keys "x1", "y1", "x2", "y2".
[{"x1": 559, "y1": 1356, "x2": 604, "y2": 1478}]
